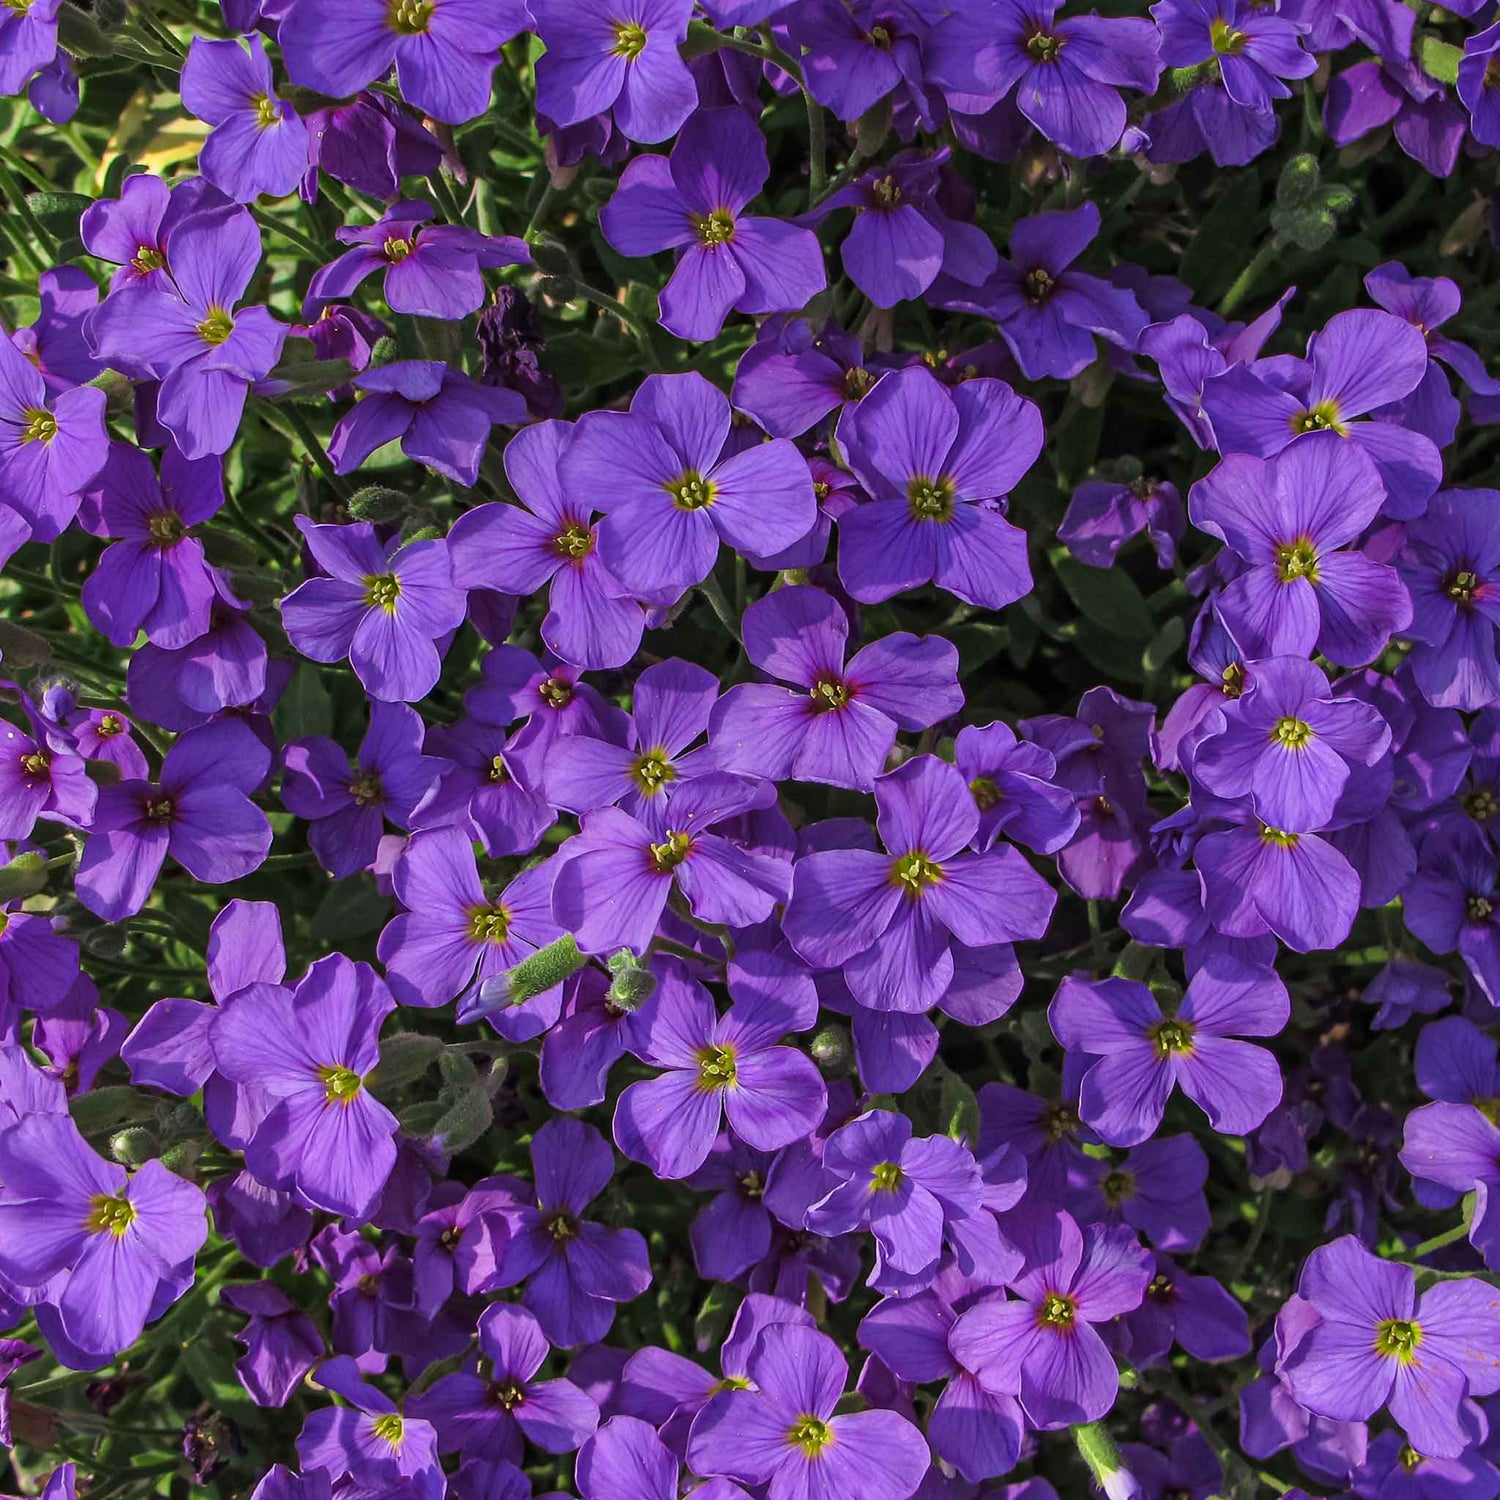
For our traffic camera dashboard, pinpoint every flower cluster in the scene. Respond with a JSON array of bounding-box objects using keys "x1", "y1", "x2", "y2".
[{"x1": 0, "y1": 1, "x2": 1498, "y2": 1498}]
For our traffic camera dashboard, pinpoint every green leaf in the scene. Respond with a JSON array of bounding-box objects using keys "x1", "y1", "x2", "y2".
[
  {"x1": 1054, "y1": 555, "x2": 1153, "y2": 639},
  {"x1": 272, "y1": 663, "x2": 334, "y2": 741},
  {"x1": 1181, "y1": 173, "x2": 1265, "y2": 303},
  {"x1": 1420, "y1": 35, "x2": 1462, "y2": 86},
  {"x1": 310, "y1": 873, "x2": 389, "y2": 944}
]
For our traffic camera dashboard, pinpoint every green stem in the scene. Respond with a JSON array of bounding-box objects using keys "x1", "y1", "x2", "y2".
[
  {"x1": 805, "y1": 90, "x2": 828, "y2": 202},
  {"x1": 251, "y1": 206, "x2": 326, "y2": 261},
  {"x1": 1073, "y1": 1422, "x2": 1132, "y2": 1492},
  {"x1": 698, "y1": 573, "x2": 742, "y2": 642},
  {"x1": 1216, "y1": 239, "x2": 1280, "y2": 319},
  {"x1": 257, "y1": 400, "x2": 353, "y2": 499},
  {"x1": 1233, "y1": 1186, "x2": 1274, "y2": 1278},
  {"x1": 1399, "y1": 1220, "x2": 1471, "y2": 1261},
  {"x1": 571, "y1": 283, "x2": 658, "y2": 362}
]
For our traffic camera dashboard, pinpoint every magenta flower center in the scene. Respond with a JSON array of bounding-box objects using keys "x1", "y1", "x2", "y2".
[
  {"x1": 318, "y1": 1064, "x2": 363, "y2": 1105},
  {"x1": 364, "y1": 572, "x2": 402, "y2": 612},
  {"x1": 387, "y1": 0, "x2": 435, "y2": 36},
  {"x1": 1039, "y1": 1292, "x2": 1076, "y2": 1329},
  {"x1": 611, "y1": 20, "x2": 648, "y2": 59},
  {"x1": 650, "y1": 828, "x2": 693, "y2": 872},
  {"x1": 870, "y1": 1160, "x2": 904, "y2": 1192},
  {"x1": 1445, "y1": 569, "x2": 1480, "y2": 607},
  {"x1": 666, "y1": 470, "x2": 716, "y2": 510},
  {"x1": 196, "y1": 306, "x2": 235, "y2": 347},
  {"x1": 1273, "y1": 538, "x2": 1319, "y2": 584},
  {"x1": 1102, "y1": 1168, "x2": 1136, "y2": 1206},
  {"x1": 907, "y1": 474, "x2": 956, "y2": 522},
  {"x1": 468, "y1": 904, "x2": 511, "y2": 945},
  {"x1": 1374, "y1": 1317, "x2": 1422, "y2": 1362},
  {"x1": 693, "y1": 209, "x2": 736, "y2": 248},
  {"x1": 370, "y1": 1412, "x2": 405, "y2": 1447},
  {"x1": 786, "y1": 1414, "x2": 834, "y2": 1457},
  {"x1": 1150, "y1": 1018, "x2": 1195, "y2": 1057},
  {"x1": 1271, "y1": 716, "x2": 1313, "y2": 750},
  {"x1": 20, "y1": 407, "x2": 56, "y2": 444},
  {"x1": 554, "y1": 521, "x2": 594, "y2": 561},
  {"x1": 1209, "y1": 18, "x2": 1247, "y2": 54},
  {"x1": 810, "y1": 678, "x2": 852, "y2": 713},
  {"x1": 969, "y1": 775, "x2": 1002, "y2": 811},
  {"x1": 630, "y1": 748, "x2": 677, "y2": 795},
  {"x1": 696, "y1": 1043, "x2": 738, "y2": 1092},
  {"x1": 147, "y1": 510, "x2": 186, "y2": 549},
  {"x1": 85, "y1": 1192, "x2": 137, "y2": 1237},
  {"x1": 890, "y1": 850, "x2": 943, "y2": 896}
]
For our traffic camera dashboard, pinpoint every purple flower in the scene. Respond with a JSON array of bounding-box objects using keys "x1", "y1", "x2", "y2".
[
  {"x1": 1115, "y1": 1254, "x2": 1250, "y2": 1373},
  {"x1": 86, "y1": 205, "x2": 287, "y2": 459},
  {"x1": 0, "y1": 0, "x2": 57, "y2": 94},
  {"x1": 447, "y1": 420, "x2": 645, "y2": 672},
  {"x1": 687, "y1": 1322, "x2": 931, "y2": 1500},
  {"x1": 409, "y1": 1301, "x2": 599, "y2": 1462},
  {"x1": 1059, "y1": 477, "x2": 1184, "y2": 571},
  {"x1": 80, "y1": 442, "x2": 223, "y2": 649},
  {"x1": 377, "y1": 827, "x2": 564, "y2": 1020},
  {"x1": 552, "y1": 774, "x2": 789, "y2": 956},
  {"x1": 328, "y1": 361, "x2": 527, "y2": 487},
  {"x1": 181, "y1": 35, "x2": 309, "y2": 202},
  {"x1": 1189, "y1": 433, "x2": 1411, "y2": 667},
  {"x1": 1402, "y1": 823, "x2": 1500, "y2": 1004},
  {"x1": 0, "y1": 709, "x2": 96, "y2": 842},
  {"x1": 836, "y1": 366, "x2": 1041, "y2": 608},
  {"x1": 1049, "y1": 956, "x2": 1289, "y2": 1147},
  {"x1": 1191, "y1": 655, "x2": 1392, "y2": 832},
  {"x1": 545, "y1": 658, "x2": 720, "y2": 817},
  {"x1": 1398, "y1": 489, "x2": 1500, "y2": 712},
  {"x1": 1083, "y1": 1135, "x2": 1212, "y2": 1253},
  {"x1": 784, "y1": 755, "x2": 1056, "y2": 1013},
  {"x1": 710, "y1": 586, "x2": 962, "y2": 791},
  {"x1": 0, "y1": 1114, "x2": 207, "y2": 1367},
  {"x1": 79, "y1": 174, "x2": 222, "y2": 295},
  {"x1": 210, "y1": 953, "x2": 399, "y2": 1221},
  {"x1": 561, "y1": 372, "x2": 816, "y2": 597},
  {"x1": 1153, "y1": 0, "x2": 1314, "y2": 110},
  {"x1": 614, "y1": 957, "x2": 825, "y2": 1179},
  {"x1": 280, "y1": 519, "x2": 468, "y2": 702},
  {"x1": 530, "y1": 0, "x2": 697, "y2": 144},
  {"x1": 602, "y1": 107, "x2": 825, "y2": 342},
  {"x1": 1326, "y1": 59, "x2": 1467, "y2": 180},
  {"x1": 280, "y1": 0, "x2": 530, "y2": 124},
  {"x1": 222, "y1": 1283, "x2": 324, "y2": 1408},
  {"x1": 297, "y1": 1357, "x2": 443, "y2": 1500},
  {"x1": 307, "y1": 202, "x2": 529, "y2": 321},
  {"x1": 0, "y1": 320, "x2": 107, "y2": 541},
  {"x1": 75, "y1": 720, "x2": 272, "y2": 921},
  {"x1": 282, "y1": 701, "x2": 446, "y2": 877},
  {"x1": 1400, "y1": 1102, "x2": 1500, "y2": 1269},
  {"x1": 731, "y1": 322, "x2": 876, "y2": 440},
  {"x1": 489, "y1": 1117, "x2": 652, "y2": 1347},
  {"x1": 578, "y1": 1416, "x2": 710, "y2": 1500},
  {"x1": 953, "y1": 721, "x2": 1079, "y2": 855},
  {"x1": 928, "y1": 1, "x2": 1161, "y2": 157},
  {"x1": 1280, "y1": 1235, "x2": 1500, "y2": 1460},
  {"x1": 1460, "y1": 20, "x2": 1500, "y2": 147}
]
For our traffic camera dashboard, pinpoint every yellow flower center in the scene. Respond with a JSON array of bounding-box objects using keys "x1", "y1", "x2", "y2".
[
  {"x1": 1260, "y1": 825, "x2": 1301, "y2": 848},
  {"x1": 1291, "y1": 399, "x2": 1345, "y2": 435},
  {"x1": 371, "y1": 1412, "x2": 405, "y2": 1447},
  {"x1": 539, "y1": 676, "x2": 574, "y2": 709},
  {"x1": 1025, "y1": 267, "x2": 1056, "y2": 304},
  {"x1": 1467, "y1": 895, "x2": 1494, "y2": 924},
  {"x1": 147, "y1": 511, "x2": 186, "y2": 548},
  {"x1": 85, "y1": 1193, "x2": 137, "y2": 1237},
  {"x1": 630, "y1": 749, "x2": 677, "y2": 795},
  {"x1": 870, "y1": 175, "x2": 902, "y2": 209},
  {"x1": 809, "y1": 679, "x2": 851, "y2": 713},
  {"x1": 1374, "y1": 1317, "x2": 1422, "y2": 1363},
  {"x1": 251, "y1": 92, "x2": 280, "y2": 129},
  {"x1": 696, "y1": 1044, "x2": 738, "y2": 1092},
  {"x1": 468, "y1": 905, "x2": 511, "y2": 945},
  {"x1": 1446, "y1": 569, "x2": 1480, "y2": 607},
  {"x1": 384, "y1": 235, "x2": 415, "y2": 264},
  {"x1": 132, "y1": 244, "x2": 166, "y2": 275},
  {"x1": 650, "y1": 829, "x2": 693, "y2": 872},
  {"x1": 21, "y1": 408, "x2": 56, "y2": 444},
  {"x1": 970, "y1": 776, "x2": 1002, "y2": 812},
  {"x1": 1039, "y1": 1292, "x2": 1076, "y2": 1329},
  {"x1": 388, "y1": 0, "x2": 434, "y2": 34},
  {"x1": 890, "y1": 850, "x2": 943, "y2": 897},
  {"x1": 554, "y1": 521, "x2": 593, "y2": 560},
  {"x1": 1274, "y1": 538, "x2": 1319, "y2": 584},
  {"x1": 363, "y1": 573, "x2": 402, "y2": 612},
  {"x1": 1025, "y1": 26, "x2": 1063, "y2": 61},
  {"x1": 1464, "y1": 788, "x2": 1498, "y2": 823},
  {"x1": 349, "y1": 771, "x2": 383, "y2": 807},
  {"x1": 667, "y1": 470, "x2": 716, "y2": 511},
  {"x1": 318, "y1": 1065, "x2": 363, "y2": 1105},
  {"x1": 1209, "y1": 17, "x2": 1247, "y2": 53},
  {"x1": 1271, "y1": 716, "x2": 1313, "y2": 750},
  {"x1": 786, "y1": 1414, "x2": 834, "y2": 1457},
  {"x1": 612, "y1": 19, "x2": 648, "y2": 58},
  {"x1": 870, "y1": 1160, "x2": 904, "y2": 1193},
  {"x1": 145, "y1": 796, "x2": 176, "y2": 823},
  {"x1": 907, "y1": 475, "x2": 955, "y2": 521},
  {"x1": 693, "y1": 209, "x2": 736, "y2": 248},
  {"x1": 1150, "y1": 1018, "x2": 1195, "y2": 1058},
  {"x1": 196, "y1": 306, "x2": 235, "y2": 346}
]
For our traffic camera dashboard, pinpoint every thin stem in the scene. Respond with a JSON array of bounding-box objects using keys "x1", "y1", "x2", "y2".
[
  {"x1": 1217, "y1": 239, "x2": 1280, "y2": 319},
  {"x1": 697, "y1": 573, "x2": 742, "y2": 642},
  {"x1": 1399, "y1": 1220, "x2": 1471, "y2": 1261},
  {"x1": 1233, "y1": 1186, "x2": 1274, "y2": 1278},
  {"x1": 256, "y1": 400, "x2": 353, "y2": 499},
  {"x1": 251, "y1": 206, "x2": 326, "y2": 261},
  {"x1": 805, "y1": 90, "x2": 828, "y2": 202}
]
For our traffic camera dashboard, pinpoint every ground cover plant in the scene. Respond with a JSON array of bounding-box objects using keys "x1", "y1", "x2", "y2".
[{"x1": 2, "y1": 0, "x2": 1500, "y2": 1496}]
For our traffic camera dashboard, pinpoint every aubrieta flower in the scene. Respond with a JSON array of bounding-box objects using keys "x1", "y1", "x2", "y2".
[
  {"x1": 1189, "y1": 431, "x2": 1412, "y2": 667},
  {"x1": 601, "y1": 107, "x2": 826, "y2": 343},
  {"x1": 731, "y1": 321, "x2": 876, "y2": 440},
  {"x1": 561, "y1": 372, "x2": 815, "y2": 598},
  {"x1": 1460, "y1": 20, "x2": 1500, "y2": 148},
  {"x1": 488, "y1": 1117, "x2": 652, "y2": 1347},
  {"x1": 0, "y1": 1113, "x2": 207, "y2": 1367},
  {"x1": 614, "y1": 958, "x2": 825, "y2": 1179},
  {"x1": 530, "y1": 0, "x2": 697, "y2": 144},
  {"x1": 1059, "y1": 476, "x2": 1184, "y2": 571},
  {"x1": 306, "y1": 202, "x2": 530, "y2": 322},
  {"x1": 0, "y1": 708, "x2": 97, "y2": 842},
  {"x1": 1049, "y1": 956, "x2": 1290, "y2": 1146},
  {"x1": 328, "y1": 360, "x2": 528, "y2": 488},
  {"x1": 86, "y1": 204, "x2": 288, "y2": 460},
  {"x1": 709, "y1": 585, "x2": 963, "y2": 792},
  {"x1": 785, "y1": 754, "x2": 1056, "y2": 1013},
  {"x1": 221, "y1": 1283, "x2": 324, "y2": 1408},
  {"x1": 953, "y1": 721, "x2": 1079, "y2": 855},
  {"x1": 210, "y1": 953, "x2": 399, "y2": 1221},
  {"x1": 836, "y1": 366, "x2": 1042, "y2": 609},
  {"x1": 0, "y1": 0, "x2": 58, "y2": 95},
  {"x1": 280, "y1": 0, "x2": 531, "y2": 125},
  {"x1": 280, "y1": 518, "x2": 468, "y2": 702},
  {"x1": 928, "y1": 0, "x2": 1162, "y2": 158},
  {"x1": 1326, "y1": 57, "x2": 1467, "y2": 182},
  {"x1": 687, "y1": 1323, "x2": 931, "y2": 1500},
  {"x1": 79, "y1": 174, "x2": 219, "y2": 295},
  {"x1": 1400, "y1": 1101, "x2": 1500, "y2": 1269},
  {"x1": 1153, "y1": 0, "x2": 1314, "y2": 111},
  {"x1": 577, "y1": 1417, "x2": 714, "y2": 1500},
  {"x1": 180, "y1": 35, "x2": 309, "y2": 203},
  {"x1": 1279, "y1": 1235, "x2": 1500, "y2": 1459},
  {"x1": 447, "y1": 420, "x2": 645, "y2": 672},
  {"x1": 1402, "y1": 823, "x2": 1500, "y2": 1005},
  {"x1": 949, "y1": 1209, "x2": 1152, "y2": 1429}
]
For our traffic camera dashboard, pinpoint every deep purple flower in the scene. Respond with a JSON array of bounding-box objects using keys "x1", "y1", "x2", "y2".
[
  {"x1": 1460, "y1": 20, "x2": 1500, "y2": 147},
  {"x1": 280, "y1": 519, "x2": 468, "y2": 702},
  {"x1": 602, "y1": 107, "x2": 825, "y2": 342},
  {"x1": 181, "y1": 35, "x2": 309, "y2": 202},
  {"x1": 1326, "y1": 59, "x2": 1467, "y2": 180},
  {"x1": 1115, "y1": 1255, "x2": 1250, "y2": 1373},
  {"x1": 448, "y1": 420, "x2": 645, "y2": 672},
  {"x1": 489, "y1": 1117, "x2": 652, "y2": 1347},
  {"x1": 949, "y1": 1209, "x2": 1152, "y2": 1429},
  {"x1": 0, "y1": 0, "x2": 58, "y2": 95},
  {"x1": 1401, "y1": 1102, "x2": 1500, "y2": 1269},
  {"x1": 710, "y1": 586, "x2": 961, "y2": 791},
  {"x1": 1060, "y1": 477, "x2": 1184, "y2": 571},
  {"x1": 785, "y1": 755, "x2": 1056, "y2": 1013},
  {"x1": 1402, "y1": 822, "x2": 1500, "y2": 1005},
  {"x1": 1050, "y1": 956, "x2": 1289, "y2": 1146},
  {"x1": 328, "y1": 361, "x2": 527, "y2": 487},
  {"x1": 953, "y1": 721, "x2": 1079, "y2": 855},
  {"x1": 222, "y1": 1283, "x2": 324, "y2": 1408},
  {"x1": 1280, "y1": 1236, "x2": 1500, "y2": 1460},
  {"x1": 280, "y1": 0, "x2": 530, "y2": 124},
  {"x1": 210, "y1": 953, "x2": 399, "y2": 1221},
  {"x1": 561, "y1": 372, "x2": 815, "y2": 597},
  {"x1": 688, "y1": 1322, "x2": 931, "y2": 1500},
  {"x1": 75, "y1": 720, "x2": 272, "y2": 921},
  {"x1": 282, "y1": 701, "x2": 446, "y2": 877},
  {"x1": 0, "y1": 707, "x2": 96, "y2": 842},
  {"x1": 836, "y1": 366, "x2": 1041, "y2": 608},
  {"x1": 0, "y1": 1114, "x2": 207, "y2": 1366},
  {"x1": 1153, "y1": 0, "x2": 1314, "y2": 110},
  {"x1": 306, "y1": 202, "x2": 529, "y2": 321}
]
